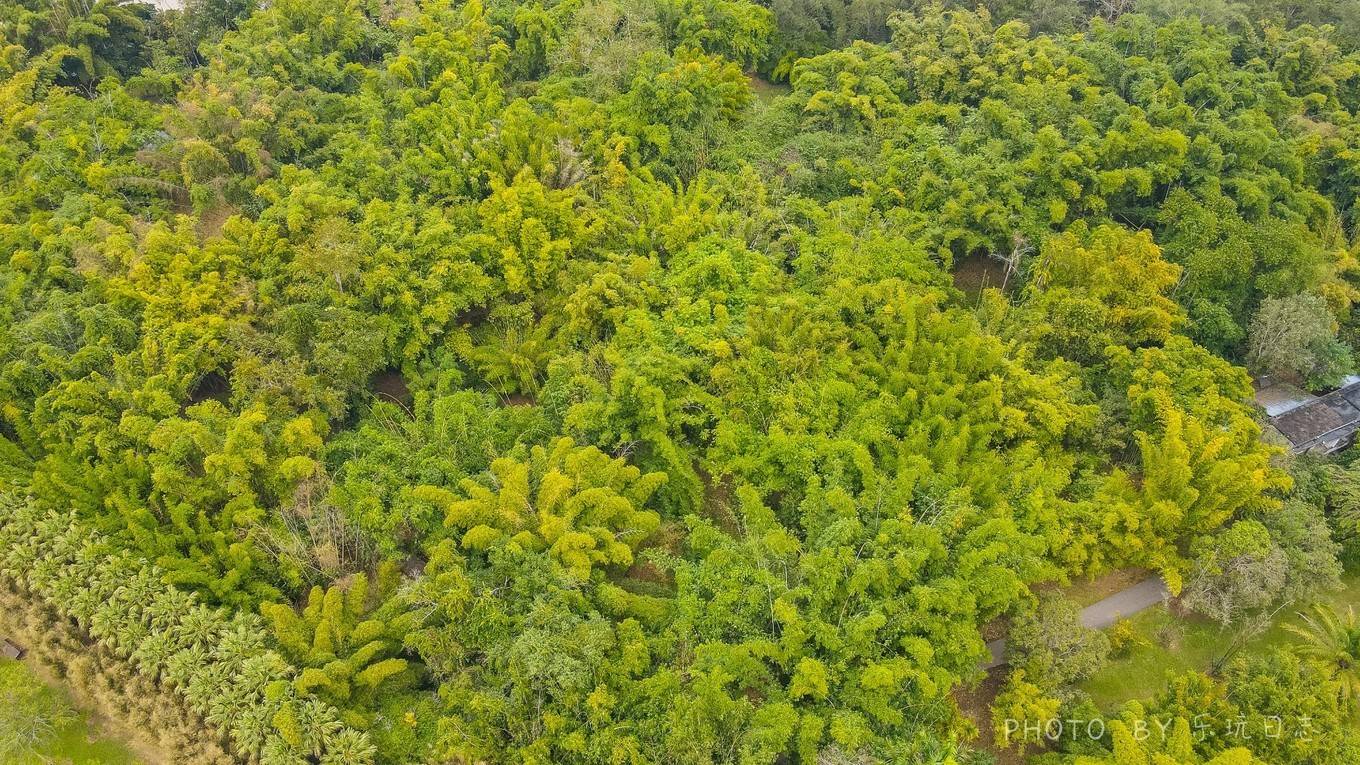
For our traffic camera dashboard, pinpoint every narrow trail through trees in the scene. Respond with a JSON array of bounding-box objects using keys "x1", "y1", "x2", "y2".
[{"x1": 983, "y1": 577, "x2": 1170, "y2": 669}]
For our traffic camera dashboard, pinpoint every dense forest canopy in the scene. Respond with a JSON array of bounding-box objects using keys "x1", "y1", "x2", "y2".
[{"x1": 1, "y1": 0, "x2": 1360, "y2": 763}]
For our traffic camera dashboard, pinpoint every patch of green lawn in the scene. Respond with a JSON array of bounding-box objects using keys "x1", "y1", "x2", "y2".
[
  {"x1": 0, "y1": 658, "x2": 141, "y2": 765},
  {"x1": 1080, "y1": 607, "x2": 1224, "y2": 709},
  {"x1": 1080, "y1": 571, "x2": 1360, "y2": 711},
  {"x1": 1241, "y1": 571, "x2": 1360, "y2": 654},
  {"x1": 746, "y1": 73, "x2": 791, "y2": 103}
]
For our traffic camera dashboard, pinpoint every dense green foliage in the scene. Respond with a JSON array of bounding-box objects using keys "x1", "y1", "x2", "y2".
[{"x1": 2, "y1": 0, "x2": 1360, "y2": 763}]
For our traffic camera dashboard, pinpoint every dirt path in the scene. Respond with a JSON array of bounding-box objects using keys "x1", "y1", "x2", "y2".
[
  {"x1": 960, "y1": 575, "x2": 1171, "y2": 763},
  {"x1": 1078, "y1": 577, "x2": 1170, "y2": 628},
  {"x1": 983, "y1": 576, "x2": 1169, "y2": 669}
]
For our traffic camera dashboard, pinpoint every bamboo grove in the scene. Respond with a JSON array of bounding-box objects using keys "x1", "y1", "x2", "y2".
[{"x1": 2, "y1": 0, "x2": 1360, "y2": 763}]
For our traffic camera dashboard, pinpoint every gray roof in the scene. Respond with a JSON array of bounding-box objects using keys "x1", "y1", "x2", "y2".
[
  {"x1": 1253, "y1": 381, "x2": 1317, "y2": 416},
  {"x1": 1266, "y1": 380, "x2": 1360, "y2": 454}
]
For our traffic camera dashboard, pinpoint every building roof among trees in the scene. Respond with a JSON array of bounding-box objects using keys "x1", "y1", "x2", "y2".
[
  {"x1": 1, "y1": 639, "x2": 23, "y2": 660},
  {"x1": 1258, "y1": 377, "x2": 1360, "y2": 454},
  {"x1": 1253, "y1": 379, "x2": 1318, "y2": 416}
]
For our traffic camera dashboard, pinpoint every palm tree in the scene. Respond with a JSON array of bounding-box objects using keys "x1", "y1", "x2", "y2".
[
  {"x1": 129, "y1": 629, "x2": 179, "y2": 680},
  {"x1": 320, "y1": 727, "x2": 377, "y2": 765},
  {"x1": 226, "y1": 703, "x2": 274, "y2": 758},
  {"x1": 145, "y1": 587, "x2": 196, "y2": 633},
  {"x1": 1286, "y1": 603, "x2": 1360, "y2": 711}
]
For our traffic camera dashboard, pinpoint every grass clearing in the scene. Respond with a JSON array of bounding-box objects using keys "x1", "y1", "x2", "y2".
[
  {"x1": 746, "y1": 73, "x2": 791, "y2": 103},
  {"x1": 1245, "y1": 570, "x2": 1360, "y2": 651},
  {"x1": 0, "y1": 658, "x2": 140, "y2": 764},
  {"x1": 1081, "y1": 607, "x2": 1222, "y2": 708},
  {"x1": 1081, "y1": 571, "x2": 1360, "y2": 710}
]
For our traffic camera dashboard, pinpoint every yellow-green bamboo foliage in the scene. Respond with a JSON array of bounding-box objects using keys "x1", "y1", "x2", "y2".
[
  {"x1": 416, "y1": 437, "x2": 665, "y2": 579},
  {"x1": 261, "y1": 566, "x2": 419, "y2": 725}
]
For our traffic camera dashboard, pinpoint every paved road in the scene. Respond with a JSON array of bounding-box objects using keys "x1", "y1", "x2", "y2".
[{"x1": 983, "y1": 576, "x2": 1169, "y2": 670}]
